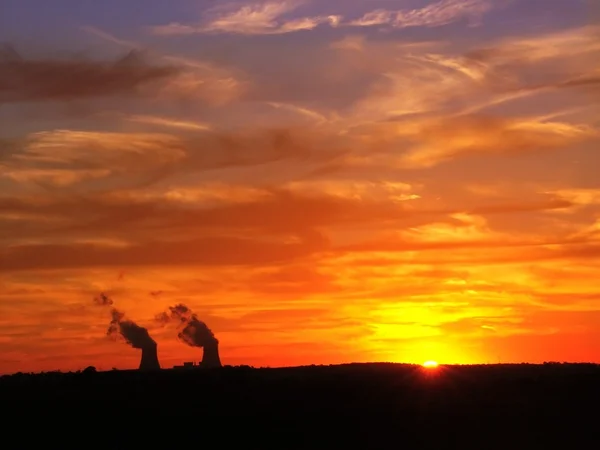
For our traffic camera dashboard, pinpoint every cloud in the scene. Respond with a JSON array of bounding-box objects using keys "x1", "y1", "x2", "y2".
[
  {"x1": 0, "y1": 45, "x2": 179, "y2": 103},
  {"x1": 349, "y1": 0, "x2": 493, "y2": 28},
  {"x1": 0, "y1": 230, "x2": 330, "y2": 272},
  {"x1": 333, "y1": 209, "x2": 581, "y2": 255},
  {"x1": 0, "y1": 178, "x2": 589, "y2": 272},
  {"x1": 349, "y1": 9, "x2": 393, "y2": 27},
  {"x1": 22, "y1": 130, "x2": 185, "y2": 167},
  {"x1": 329, "y1": 35, "x2": 366, "y2": 52},
  {"x1": 80, "y1": 26, "x2": 140, "y2": 49},
  {"x1": 154, "y1": 64, "x2": 246, "y2": 105},
  {"x1": 120, "y1": 183, "x2": 274, "y2": 206},
  {"x1": 0, "y1": 130, "x2": 186, "y2": 188},
  {"x1": 466, "y1": 25, "x2": 600, "y2": 65},
  {"x1": 330, "y1": 42, "x2": 492, "y2": 125},
  {"x1": 324, "y1": 26, "x2": 598, "y2": 125},
  {"x1": 188, "y1": 0, "x2": 303, "y2": 34},
  {"x1": 125, "y1": 115, "x2": 212, "y2": 131},
  {"x1": 394, "y1": 0, "x2": 493, "y2": 28},
  {"x1": 342, "y1": 115, "x2": 597, "y2": 169},
  {"x1": 320, "y1": 25, "x2": 598, "y2": 129},
  {"x1": 282, "y1": 180, "x2": 421, "y2": 203},
  {"x1": 549, "y1": 189, "x2": 600, "y2": 208},
  {"x1": 151, "y1": 0, "x2": 338, "y2": 36},
  {"x1": 276, "y1": 15, "x2": 341, "y2": 34},
  {"x1": 266, "y1": 102, "x2": 330, "y2": 124},
  {"x1": 0, "y1": 126, "x2": 348, "y2": 190},
  {"x1": 558, "y1": 73, "x2": 600, "y2": 90},
  {"x1": 0, "y1": 167, "x2": 113, "y2": 187},
  {"x1": 173, "y1": 126, "x2": 348, "y2": 174},
  {"x1": 461, "y1": 25, "x2": 600, "y2": 101},
  {"x1": 347, "y1": 64, "x2": 475, "y2": 120},
  {"x1": 81, "y1": 27, "x2": 248, "y2": 105},
  {"x1": 150, "y1": 0, "x2": 492, "y2": 36},
  {"x1": 0, "y1": 187, "x2": 422, "y2": 243},
  {"x1": 401, "y1": 116, "x2": 596, "y2": 168}
]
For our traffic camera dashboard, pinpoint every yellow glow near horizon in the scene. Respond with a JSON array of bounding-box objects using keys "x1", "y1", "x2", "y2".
[{"x1": 423, "y1": 361, "x2": 439, "y2": 368}]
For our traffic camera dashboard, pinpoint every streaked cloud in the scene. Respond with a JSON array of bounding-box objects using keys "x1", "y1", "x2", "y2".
[
  {"x1": 0, "y1": 130, "x2": 186, "y2": 190},
  {"x1": 150, "y1": 0, "x2": 494, "y2": 36},
  {"x1": 350, "y1": 0, "x2": 493, "y2": 29},
  {"x1": 547, "y1": 189, "x2": 600, "y2": 208},
  {"x1": 125, "y1": 115, "x2": 212, "y2": 131},
  {"x1": 467, "y1": 25, "x2": 600, "y2": 65},
  {"x1": 395, "y1": 115, "x2": 597, "y2": 168},
  {"x1": 266, "y1": 102, "x2": 330, "y2": 124},
  {"x1": 152, "y1": 0, "x2": 339, "y2": 36},
  {"x1": 81, "y1": 26, "x2": 248, "y2": 106}
]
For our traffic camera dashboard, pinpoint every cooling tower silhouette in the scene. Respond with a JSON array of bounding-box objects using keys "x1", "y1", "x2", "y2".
[
  {"x1": 157, "y1": 304, "x2": 223, "y2": 368},
  {"x1": 139, "y1": 342, "x2": 161, "y2": 371},
  {"x1": 95, "y1": 294, "x2": 162, "y2": 371},
  {"x1": 199, "y1": 338, "x2": 222, "y2": 368}
]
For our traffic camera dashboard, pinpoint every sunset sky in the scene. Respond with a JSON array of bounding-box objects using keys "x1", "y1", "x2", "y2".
[{"x1": 1, "y1": 0, "x2": 599, "y2": 374}]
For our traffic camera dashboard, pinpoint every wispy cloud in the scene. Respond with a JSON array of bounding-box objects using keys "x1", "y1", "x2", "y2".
[
  {"x1": 266, "y1": 102, "x2": 330, "y2": 124},
  {"x1": 125, "y1": 115, "x2": 212, "y2": 131},
  {"x1": 546, "y1": 189, "x2": 600, "y2": 209},
  {"x1": 350, "y1": 0, "x2": 493, "y2": 29},
  {"x1": 21, "y1": 130, "x2": 185, "y2": 166},
  {"x1": 152, "y1": 0, "x2": 338, "y2": 36},
  {"x1": 0, "y1": 126, "x2": 348, "y2": 191},
  {"x1": 150, "y1": 0, "x2": 493, "y2": 36},
  {"x1": 195, "y1": 0, "x2": 302, "y2": 34},
  {"x1": 0, "y1": 130, "x2": 186, "y2": 188},
  {"x1": 466, "y1": 25, "x2": 600, "y2": 64},
  {"x1": 80, "y1": 25, "x2": 141, "y2": 49},
  {"x1": 395, "y1": 115, "x2": 597, "y2": 168},
  {"x1": 81, "y1": 26, "x2": 248, "y2": 105}
]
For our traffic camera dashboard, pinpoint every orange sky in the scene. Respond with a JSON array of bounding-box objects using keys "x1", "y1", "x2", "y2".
[{"x1": 1, "y1": 0, "x2": 599, "y2": 373}]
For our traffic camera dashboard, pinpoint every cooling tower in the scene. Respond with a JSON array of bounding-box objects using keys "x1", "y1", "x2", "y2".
[
  {"x1": 200, "y1": 339, "x2": 222, "y2": 368},
  {"x1": 139, "y1": 343, "x2": 161, "y2": 371}
]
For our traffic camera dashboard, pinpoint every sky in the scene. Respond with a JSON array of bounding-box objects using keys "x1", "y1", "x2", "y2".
[{"x1": 0, "y1": 0, "x2": 599, "y2": 374}]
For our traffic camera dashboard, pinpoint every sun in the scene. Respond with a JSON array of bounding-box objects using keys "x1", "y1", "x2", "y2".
[{"x1": 422, "y1": 360, "x2": 439, "y2": 369}]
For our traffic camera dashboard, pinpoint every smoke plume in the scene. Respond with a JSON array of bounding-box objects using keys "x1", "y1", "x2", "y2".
[
  {"x1": 156, "y1": 303, "x2": 221, "y2": 368},
  {"x1": 156, "y1": 304, "x2": 217, "y2": 348},
  {"x1": 94, "y1": 292, "x2": 113, "y2": 306},
  {"x1": 94, "y1": 292, "x2": 161, "y2": 370},
  {"x1": 107, "y1": 308, "x2": 156, "y2": 349}
]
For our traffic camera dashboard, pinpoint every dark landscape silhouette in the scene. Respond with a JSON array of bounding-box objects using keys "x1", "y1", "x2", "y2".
[
  {"x1": 2, "y1": 361, "x2": 599, "y2": 448},
  {"x1": 0, "y1": 291, "x2": 598, "y2": 448}
]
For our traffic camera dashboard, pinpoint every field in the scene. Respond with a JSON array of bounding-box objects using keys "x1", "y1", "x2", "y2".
[{"x1": 2, "y1": 363, "x2": 599, "y2": 448}]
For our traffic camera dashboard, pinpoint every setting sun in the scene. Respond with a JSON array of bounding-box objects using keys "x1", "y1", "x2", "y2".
[{"x1": 423, "y1": 361, "x2": 439, "y2": 369}]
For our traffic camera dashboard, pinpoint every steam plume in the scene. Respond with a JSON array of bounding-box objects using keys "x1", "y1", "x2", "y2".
[
  {"x1": 156, "y1": 304, "x2": 215, "y2": 347},
  {"x1": 107, "y1": 308, "x2": 156, "y2": 350},
  {"x1": 156, "y1": 304, "x2": 222, "y2": 368},
  {"x1": 94, "y1": 292, "x2": 113, "y2": 306},
  {"x1": 95, "y1": 292, "x2": 161, "y2": 370}
]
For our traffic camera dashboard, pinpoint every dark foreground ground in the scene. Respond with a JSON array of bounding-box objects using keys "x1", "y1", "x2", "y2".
[{"x1": 2, "y1": 362, "x2": 599, "y2": 448}]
